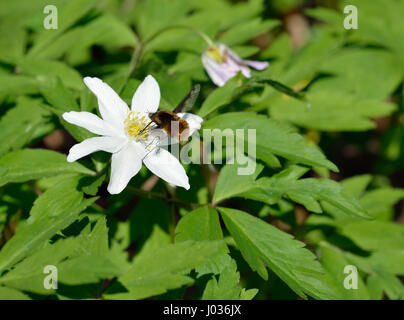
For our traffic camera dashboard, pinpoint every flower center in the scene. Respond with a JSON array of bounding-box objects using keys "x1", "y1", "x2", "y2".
[
  {"x1": 124, "y1": 111, "x2": 150, "y2": 142},
  {"x1": 206, "y1": 46, "x2": 224, "y2": 63}
]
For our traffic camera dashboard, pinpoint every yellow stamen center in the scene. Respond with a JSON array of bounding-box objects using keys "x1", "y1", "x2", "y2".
[
  {"x1": 206, "y1": 46, "x2": 224, "y2": 63},
  {"x1": 124, "y1": 111, "x2": 150, "y2": 142}
]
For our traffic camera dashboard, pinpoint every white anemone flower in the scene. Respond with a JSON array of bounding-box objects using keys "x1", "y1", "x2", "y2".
[
  {"x1": 202, "y1": 43, "x2": 269, "y2": 87},
  {"x1": 62, "y1": 75, "x2": 203, "y2": 194}
]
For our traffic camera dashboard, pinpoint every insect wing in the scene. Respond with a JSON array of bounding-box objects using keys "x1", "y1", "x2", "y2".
[{"x1": 173, "y1": 84, "x2": 200, "y2": 113}]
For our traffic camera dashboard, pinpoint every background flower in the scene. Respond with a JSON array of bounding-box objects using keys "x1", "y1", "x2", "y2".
[{"x1": 202, "y1": 43, "x2": 269, "y2": 87}]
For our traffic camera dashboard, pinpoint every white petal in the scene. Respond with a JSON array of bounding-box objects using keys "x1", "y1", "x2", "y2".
[
  {"x1": 177, "y1": 113, "x2": 203, "y2": 136},
  {"x1": 131, "y1": 75, "x2": 161, "y2": 114},
  {"x1": 245, "y1": 60, "x2": 269, "y2": 70},
  {"x1": 107, "y1": 142, "x2": 145, "y2": 194},
  {"x1": 62, "y1": 111, "x2": 121, "y2": 137},
  {"x1": 219, "y1": 43, "x2": 243, "y2": 64},
  {"x1": 143, "y1": 148, "x2": 190, "y2": 190},
  {"x1": 67, "y1": 136, "x2": 127, "y2": 162},
  {"x1": 83, "y1": 77, "x2": 129, "y2": 130},
  {"x1": 202, "y1": 53, "x2": 236, "y2": 87},
  {"x1": 222, "y1": 43, "x2": 269, "y2": 71}
]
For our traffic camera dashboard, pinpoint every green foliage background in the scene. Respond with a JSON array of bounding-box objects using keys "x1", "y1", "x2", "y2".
[{"x1": 0, "y1": 0, "x2": 403, "y2": 300}]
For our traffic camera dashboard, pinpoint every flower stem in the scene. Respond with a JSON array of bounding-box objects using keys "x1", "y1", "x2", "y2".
[
  {"x1": 119, "y1": 25, "x2": 213, "y2": 93},
  {"x1": 119, "y1": 33, "x2": 143, "y2": 94}
]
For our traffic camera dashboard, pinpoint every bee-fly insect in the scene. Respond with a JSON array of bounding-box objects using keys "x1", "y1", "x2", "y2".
[
  {"x1": 146, "y1": 84, "x2": 200, "y2": 142},
  {"x1": 149, "y1": 110, "x2": 190, "y2": 142}
]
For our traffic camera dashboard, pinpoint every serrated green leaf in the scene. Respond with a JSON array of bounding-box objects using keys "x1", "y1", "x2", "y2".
[
  {"x1": 0, "y1": 177, "x2": 96, "y2": 272},
  {"x1": 104, "y1": 240, "x2": 227, "y2": 300},
  {"x1": 203, "y1": 113, "x2": 338, "y2": 171},
  {"x1": 213, "y1": 163, "x2": 264, "y2": 204},
  {"x1": 58, "y1": 255, "x2": 121, "y2": 285},
  {"x1": 175, "y1": 206, "x2": 229, "y2": 276},
  {"x1": 214, "y1": 165, "x2": 370, "y2": 219},
  {"x1": 0, "y1": 237, "x2": 78, "y2": 294},
  {"x1": 202, "y1": 257, "x2": 257, "y2": 300},
  {"x1": 218, "y1": 207, "x2": 341, "y2": 299},
  {"x1": 0, "y1": 218, "x2": 119, "y2": 293}
]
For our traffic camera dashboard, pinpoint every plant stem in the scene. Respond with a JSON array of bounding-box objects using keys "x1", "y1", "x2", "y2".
[
  {"x1": 118, "y1": 32, "x2": 143, "y2": 94},
  {"x1": 119, "y1": 25, "x2": 212, "y2": 93}
]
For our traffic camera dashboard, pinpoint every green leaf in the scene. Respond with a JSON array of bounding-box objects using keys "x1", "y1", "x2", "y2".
[
  {"x1": 80, "y1": 172, "x2": 106, "y2": 196},
  {"x1": 312, "y1": 49, "x2": 402, "y2": 101},
  {"x1": 0, "y1": 237, "x2": 78, "y2": 294},
  {"x1": 58, "y1": 255, "x2": 121, "y2": 285},
  {"x1": 359, "y1": 188, "x2": 404, "y2": 218},
  {"x1": 75, "y1": 217, "x2": 110, "y2": 257},
  {"x1": 319, "y1": 243, "x2": 370, "y2": 299},
  {"x1": 203, "y1": 113, "x2": 337, "y2": 171},
  {"x1": 39, "y1": 76, "x2": 95, "y2": 141},
  {"x1": 154, "y1": 73, "x2": 191, "y2": 110},
  {"x1": 340, "y1": 0, "x2": 404, "y2": 56},
  {"x1": 345, "y1": 250, "x2": 404, "y2": 299},
  {"x1": 0, "y1": 149, "x2": 94, "y2": 187},
  {"x1": 0, "y1": 75, "x2": 39, "y2": 99},
  {"x1": 175, "y1": 206, "x2": 224, "y2": 242},
  {"x1": 339, "y1": 221, "x2": 404, "y2": 251},
  {"x1": 366, "y1": 267, "x2": 404, "y2": 300},
  {"x1": 214, "y1": 165, "x2": 370, "y2": 219},
  {"x1": 39, "y1": 76, "x2": 79, "y2": 112},
  {"x1": 0, "y1": 97, "x2": 51, "y2": 157},
  {"x1": 0, "y1": 177, "x2": 96, "y2": 272},
  {"x1": 202, "y1": 257, "x2": 257, "y2": 300},
  {"x1": 175, "y1": 206, "x2": 229, "y2": 275},
  {"x1": 0, "y1": 218, "x2": 119, "y2": 293},
  {"x1": 28, "y1": 0, "x2": 97, "y2": 57},
  {"x1": 104, "y1": 240, "x2": 227, "y2": 300},
  {"x1": 218, "y1": 207, "x2": 341, "y2": 299},
  {"x1": 219, "y1": 18, "x2": 280, "y2": 46},
  {"x1": 338, "y1": 174, "x2": 373, "y2": 198},
  {"x1": 16, "y1": 58, "x2": 83, "y2": 90},
  {"x1": 213, "y1": 163, "x2": 264, "y2": 204},
  {"x1": 304, "y1": 8, "x2": 343, "y2": 27},
  {"x1": 0, "y1": 21, "x2": 26, "y2": 64},
  {"x1": 270, "y1": 91, "x2": 396, "y2": 132},
  {"x1": 39, "y1": 14, "x2": 137, "y2": 63},
  {"x1": 198, "y1": 77, "x2": 239, "y2": 118},
  {"x1": 0, "y1": 286, "x2": 30, "y2": 300},
  {"x1": 345, "y1": 249, "x2": 404, "y2": 278},
  {"x1": 367, "y1": 274, "x2": 384, "y2": 300},
  {"x1": 234, "y1": 77, "x2": 306, "y2": 102}
]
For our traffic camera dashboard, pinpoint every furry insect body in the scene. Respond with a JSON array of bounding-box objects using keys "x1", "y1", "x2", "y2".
[{"x1": 149, "y1": 110, "x2": 190, "y2": 142}]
